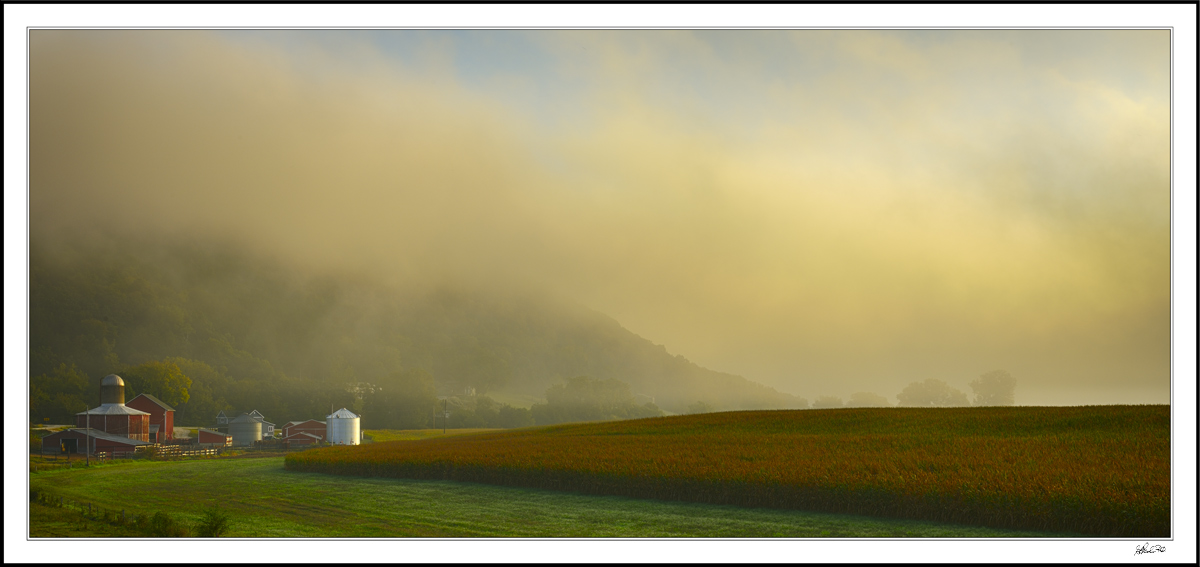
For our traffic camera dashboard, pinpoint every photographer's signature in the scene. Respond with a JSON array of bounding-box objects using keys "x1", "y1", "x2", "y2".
[{"x1": 1134, "y1": 543, "x2": 1166, "y2": 556}]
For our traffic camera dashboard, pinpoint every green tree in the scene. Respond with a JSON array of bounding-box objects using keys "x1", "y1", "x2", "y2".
[
  {"x1": 30, "y1": 363, "x2": 91, "y2": 423},
  {"x1": 896, "y1": 379, "x2": 969, "y2": 407},
  {"x1": 969, "y1": 370, "x2": 1017, "y2": 406},
  {"x1": 122, "y1": 360, "x2": 192, "y2": 407},
  {"x1": 165, "y1": 357, "x2": 231, "y2": 425}
]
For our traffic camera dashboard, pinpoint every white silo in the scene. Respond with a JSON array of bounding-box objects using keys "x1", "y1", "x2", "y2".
[{"x1": 326, "y1": 408, "x2": 360, "y2": 445}]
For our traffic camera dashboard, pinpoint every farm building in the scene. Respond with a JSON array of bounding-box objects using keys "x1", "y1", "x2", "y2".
[
  {"x1": 40, "y1": 428, "x2": 151, "y2": 457},
  {"x1": 282, "y1": 431, "x2": 322, "y2": 448},
  {"x1": 76, "y1": 375, "x2": 150, "y2": 442},
  {"x1": 196, "y1": 428, "x2": 232, "y2": 447},
  {"x1": 282, "y1": 419, "x2": 326, "y2": 441},
  {"x1": 326, "y1": 408, "x2": 361, "y2": 445},
  {"x1": 126, "y1": 393, "x2": 174, "y2": 443},
  {"x1": 228, "y1": 413, "x2": 263, "y2": 447},
  {"x1": 213, "y1": 409, "x2": 274, "y2": 437}
]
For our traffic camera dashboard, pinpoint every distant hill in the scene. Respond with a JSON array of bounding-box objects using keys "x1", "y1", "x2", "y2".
[{"x1": 29, "y1": 231, "x2": 803, "y2": 425}]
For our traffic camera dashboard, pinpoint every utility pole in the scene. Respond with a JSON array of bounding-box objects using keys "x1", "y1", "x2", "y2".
[
  {"x1": 83, "y1": 403, "x2": 90, "y2": 467},
  {"x1": 443, "y1": 398, "x2": 448, "y2": 434}
]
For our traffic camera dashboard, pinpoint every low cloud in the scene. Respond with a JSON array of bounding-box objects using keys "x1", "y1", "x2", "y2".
[{"x1": 30, "y1": 30, "x2": 1171, "y2": 404}]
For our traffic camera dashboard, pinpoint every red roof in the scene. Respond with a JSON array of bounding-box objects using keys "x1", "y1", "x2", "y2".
[
  {"x1": 41, "y1": 428, "x2": 151, "y2": 446},
  {"x1": 285, "y1": 419, "x2": 326, "y2": 427},
  {"x1": 127, "y1": 393, "x2": 175, "y2": 412}
]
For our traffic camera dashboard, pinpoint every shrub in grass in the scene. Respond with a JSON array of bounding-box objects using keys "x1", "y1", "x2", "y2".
[
  {"x1": 148, "y1": 511, "x2": 189, "y2": 537},
  {"x1": 195, "y1": 505, "x2": 232, "y2": 537}
]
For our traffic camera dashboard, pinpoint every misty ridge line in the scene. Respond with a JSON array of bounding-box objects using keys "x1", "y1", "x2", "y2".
[
  {"x1": 27, "y1": 30, "x2": 1170, "y2": 406},
  {"x1": 30, "y1": 229, "x2": 811, "y2": 427},
  {"x1": 30, "y1": 225, "x2": 1028, "y2": 426}
]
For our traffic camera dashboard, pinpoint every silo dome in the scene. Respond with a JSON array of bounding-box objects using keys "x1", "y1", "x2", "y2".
[
  {"x1": 100, "y1": 374, "x2": 125, "y2": 405},
  {"x1": 326, "y1": 408, "x2": 361, "y2": 445}
]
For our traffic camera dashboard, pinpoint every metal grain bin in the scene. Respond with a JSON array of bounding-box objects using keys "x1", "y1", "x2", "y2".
[
  {"x1": 100, "y1": 374, "x2": 125, "y2": 405},
  {"x1": 326, "y1": 408, "x2": 360, "y2": 445},
  {"x1": 228, "y1": 413, "x2": 263, "y2": 447}
]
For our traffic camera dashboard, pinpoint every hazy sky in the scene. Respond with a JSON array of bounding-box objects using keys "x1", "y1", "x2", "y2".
[{"x1": 29, "y1": 29, "x2": 1172, "y2": 405}]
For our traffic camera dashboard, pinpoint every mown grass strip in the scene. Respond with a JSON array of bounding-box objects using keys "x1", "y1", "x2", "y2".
[{"x1": 29, "y1": 457, "x2": 1068, "y2": 538}]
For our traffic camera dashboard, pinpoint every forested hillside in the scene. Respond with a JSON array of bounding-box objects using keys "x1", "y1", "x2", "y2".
[{"x1": 29, "y1": 231, "x2": 804, "y2": 428}]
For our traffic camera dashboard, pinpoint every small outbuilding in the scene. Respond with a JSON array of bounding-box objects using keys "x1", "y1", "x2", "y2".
[
  {"x1": 282, "y1": 431, "x2": 322, "y2": 448},
  {"x1": 40, "y1": 429, "x2": 86, "y2": 455},
  {"x1": 196, "y1": 428, "x2": 232, "y2": 447},
  {"x1": 40, "y1": 428, "x2": 151, "y2": 457},
  {"x1": 228, "y1": 413, "x2": 263, "y2": 447},
  {"x1": 282, "y1": 419, "x2": 326, "y2": 441}
]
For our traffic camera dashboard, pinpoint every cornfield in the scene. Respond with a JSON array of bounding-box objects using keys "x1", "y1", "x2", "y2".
[{"x1": 285, "y1": 405, "x2": 1169, "y2": 536}]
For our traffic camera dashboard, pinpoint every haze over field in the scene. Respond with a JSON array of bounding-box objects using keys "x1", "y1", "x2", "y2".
[{"x1": 30, "y1": 30, "x2": 1171, "y2": 405}]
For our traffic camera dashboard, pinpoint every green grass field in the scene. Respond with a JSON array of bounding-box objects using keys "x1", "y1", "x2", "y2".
[{"x1": 27, "y1": 456, "x2": 1073, "y2": 538}]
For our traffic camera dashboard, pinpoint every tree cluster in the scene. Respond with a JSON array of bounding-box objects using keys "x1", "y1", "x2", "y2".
[
  {"x1": 969, "y1": 370, "x2": 1018, "y2": 406},
  {"x1": 806, "y1": 371, "x2": 1017, "y2": 410},
  {"x1": 895, "y1": 371, "x2": 1017, "y2": 407},
  {"x1": 435, "y1": 395, "x2": 535, "y2": 429},
  {"x1": 530, "y1": 376, "x2": 663, "y2": 425}
]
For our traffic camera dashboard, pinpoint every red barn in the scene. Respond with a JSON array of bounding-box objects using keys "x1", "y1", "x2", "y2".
[
  {"x1": 76, "y1": 404, "x2": 150, "y2": 442},
  {"x1": 197, "y1": 428, "x2": 232, "y2": 447},
  {"x1": 75, "y1": 374, "x2": 149, "y2": 441},
  {"x1": 126, "y1": 393, "x2": 175, "y2": 443},
  {"x1": 40, "y1": 428, "x2": 150, "y2": 457},
  {"x1": 282, "y1": 419, "x2": 326, "y2": 441},
  {"x1": 282, "y1": 431, "x2": 322, "y2": 448}
]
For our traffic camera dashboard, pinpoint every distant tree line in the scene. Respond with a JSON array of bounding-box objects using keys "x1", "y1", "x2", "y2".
[
  {"x1": 434, "y1": 394, "x2": 535, "y2": 429},
  {"x1": 805, "y1": 370, "x2": 1018, "y2": 409},
  {"x1": 531, "y1": 376, "x2": 663, "y2": 425}
]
